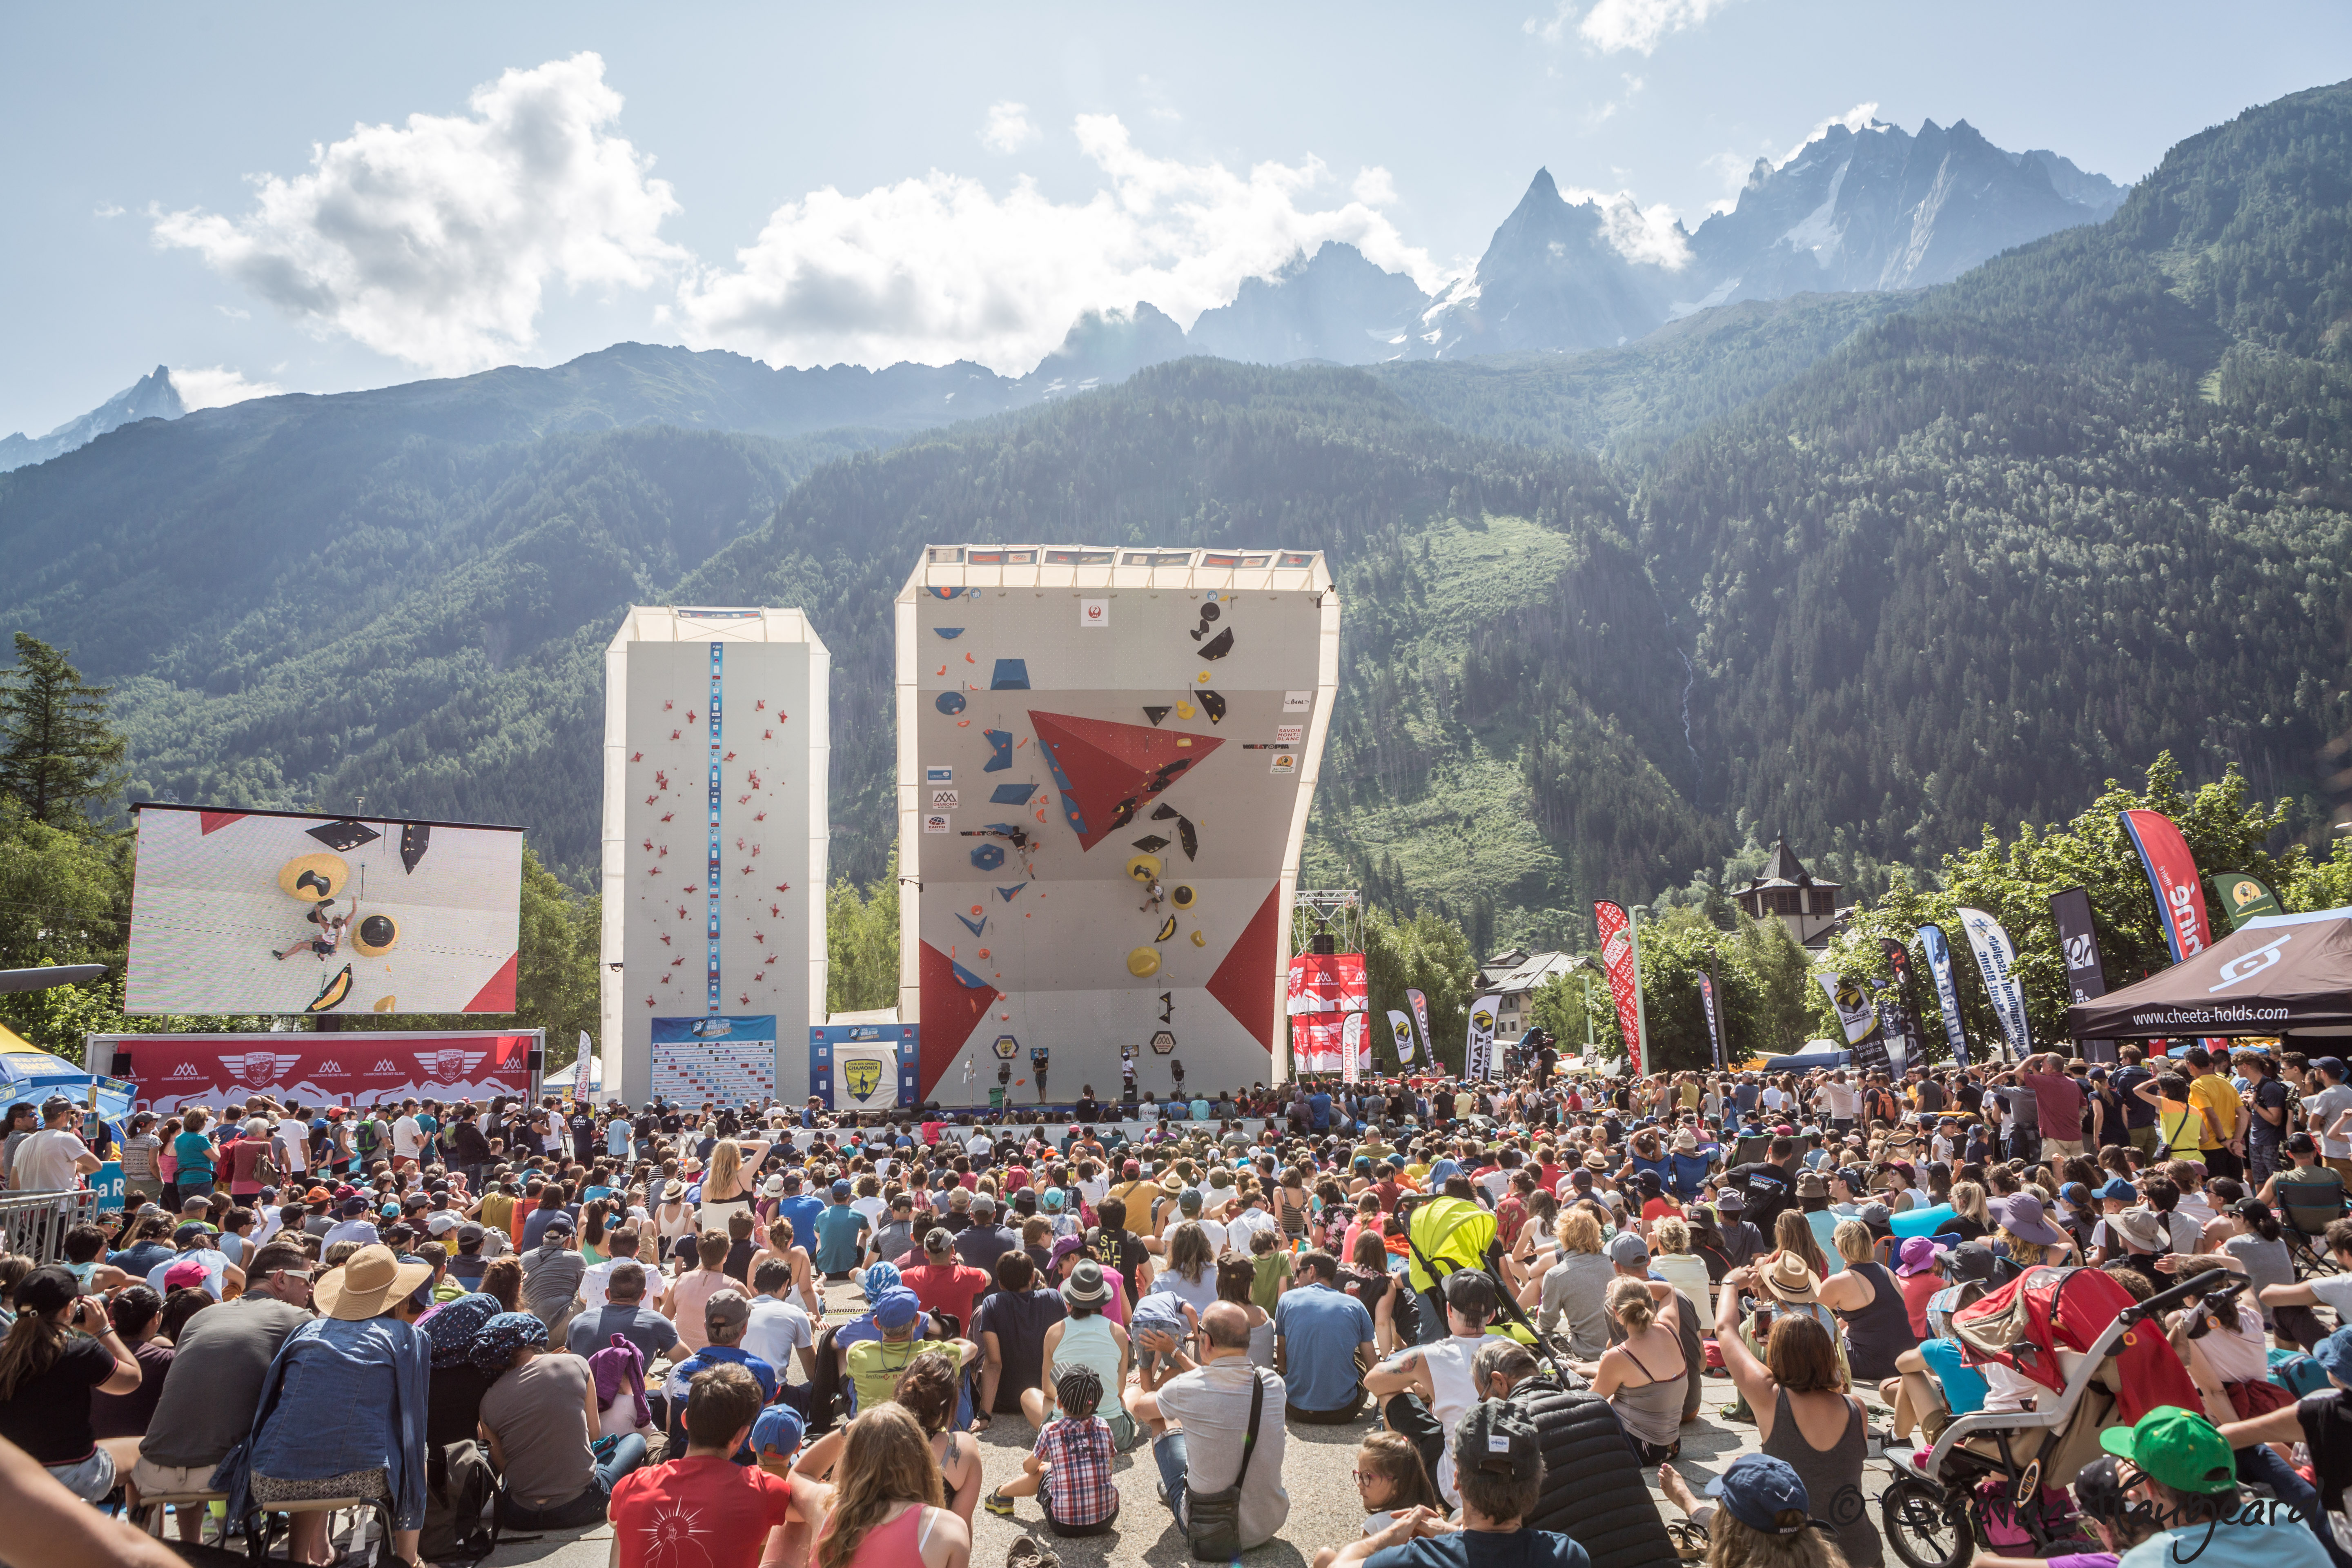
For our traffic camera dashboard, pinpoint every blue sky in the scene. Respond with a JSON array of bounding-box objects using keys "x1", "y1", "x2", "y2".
[{"x1": 5, "y1": 1, "x2": 2348, "y2": 436}]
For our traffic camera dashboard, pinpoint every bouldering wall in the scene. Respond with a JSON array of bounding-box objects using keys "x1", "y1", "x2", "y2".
[{"x1": 895, "y1": 547, "x2": 1339, "y2": 1103}]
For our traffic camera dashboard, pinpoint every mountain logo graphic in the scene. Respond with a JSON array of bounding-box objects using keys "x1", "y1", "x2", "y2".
[
  {"x1": 372, "y1": 1060, "x2": 399, "y2": 1074},
  {"x1": 170, "y1": 1062, "x2": 202, "y2": 1078},
  {"x1": 316, "y1": 1060, "x2": 344, "y2": 1075},
  {"x1": 844, "y1": 1058, "x2": 882, "y2": 1101}
]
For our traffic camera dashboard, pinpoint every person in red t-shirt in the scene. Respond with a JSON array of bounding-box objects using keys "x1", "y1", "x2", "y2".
[
  {"x1": 610, "y1": 1362, "x2": 819, "y2": 1568},
  {"x1": 900, "y1": 1228, "x2": 992, "y2": 1331}
]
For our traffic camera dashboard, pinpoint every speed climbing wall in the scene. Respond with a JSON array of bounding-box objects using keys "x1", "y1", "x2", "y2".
[
  {"x1": 896, "y1": 546, "x2": 1340, "y2": 1102},
  {"x1": 601, "y1": 607, "x2": 831, "y2": 1108}
]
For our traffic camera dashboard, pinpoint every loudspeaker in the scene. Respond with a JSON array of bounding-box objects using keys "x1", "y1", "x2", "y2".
[
  {"x1": 1310, "y1": 933, "x2": 1336, "y2": 955},
  {"x1": 527, "y1": 1050, "x2": 545, "y2": 1072},
  {"x1": 109, "y1": 1053, "x2": 131, "y2": 1077}
]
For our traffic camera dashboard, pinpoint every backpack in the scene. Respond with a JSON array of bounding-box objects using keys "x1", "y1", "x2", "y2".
[{"x1": 420, "y1": 1439, "x2": 497, "y2": 1562}]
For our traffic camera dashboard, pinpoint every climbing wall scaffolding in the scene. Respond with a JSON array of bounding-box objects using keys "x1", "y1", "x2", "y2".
[{"x1": 896, "y1": 547, "x2": 1340, "y2": 1102}]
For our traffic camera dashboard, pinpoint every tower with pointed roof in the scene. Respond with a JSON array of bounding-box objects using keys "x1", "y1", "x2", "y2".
[{"x1": 1734, "y1": 840, "x2": 1844, "y2": 949}]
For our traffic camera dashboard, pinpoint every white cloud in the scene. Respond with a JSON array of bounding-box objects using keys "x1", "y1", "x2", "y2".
[
  {"x1": 1352, "y1": 166, "x2": 1399, "y2": 205},
  {"x1": 150, "y1": 53, "x2": 682, "y2": 376},
  {"x1": 1530, "y1": 0, "x2": 1739, "y2": 53},
  {"x1": 979, "y1": 102, "x2": 1037, "y2": 155},
  {"x1": 215, "y1": 304, "x2": 250, "y2": 320},
  {"x1": 1780, "y1": 101, "x2": 1884, "y2": 167},
  {"x1": 170, "y1": 366, "x2": 283, "y2": 410},
  {"x1": 1560, "y1": 185, "x2": 1693, "y2": 269},
  {"x1": 93, "y1": 203, "x2": 125, "y2": 219},
  {"x1": 670, "y1": 114, "x2": 1441, "y2": 375}
]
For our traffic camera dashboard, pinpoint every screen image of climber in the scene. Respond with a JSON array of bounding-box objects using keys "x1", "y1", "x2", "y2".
[{"x1": 123, "y1": 804, "x2": 525, "y2": 1017}]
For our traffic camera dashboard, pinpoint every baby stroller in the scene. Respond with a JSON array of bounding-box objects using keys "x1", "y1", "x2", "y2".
[{"x1": 1878, "y1": 1265, "x2": 2227, "y2": 1568}]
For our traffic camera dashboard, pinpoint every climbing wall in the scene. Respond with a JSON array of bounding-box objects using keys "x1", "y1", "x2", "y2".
[
  {"x1": 601, "y1": 608, "x2": 829, "y2": 1107},
  {"x1": 896, "y1": 552, "x2": 1338, "y2": 1102}
]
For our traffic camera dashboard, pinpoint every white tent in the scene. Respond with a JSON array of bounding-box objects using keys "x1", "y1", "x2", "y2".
[{"x1": 543, "y1": 1054, "x2": 603, "y2": 1092}]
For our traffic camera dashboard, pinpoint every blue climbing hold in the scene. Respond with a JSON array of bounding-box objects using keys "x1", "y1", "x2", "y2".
[
  {"x1": 990, "y1": 659, "x2": 1030, "y2": 690},
  {"x1": 956, "y1": 911, "x2": 987, "y2": 937},
  {"x1": 989, "y1": 782, "x2": 1036, "y2": 804},
  {"x1": 969, "y1": 844, "x2": 1004, "y2": 871},
  {"x1": 951, "y1": 958, "x2": 989, "y2": 988},
  {"x1": 936, "y1": 691, "x2": 967, "y2": 715},
  {"x1": 982, "y1": 728, "x2": 1013, "y2": 772},
  {"x1": 996, "y1": 885, "x2": 1026, "y2": 902},
  {"x1": 934, "y1": 627, "x2": 964, "y2": 639}
]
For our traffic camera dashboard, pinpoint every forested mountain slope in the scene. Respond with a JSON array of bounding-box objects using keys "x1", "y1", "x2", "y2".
[{"x1": 1644, "y1": 79, "x2": 2352, "y2": 866}]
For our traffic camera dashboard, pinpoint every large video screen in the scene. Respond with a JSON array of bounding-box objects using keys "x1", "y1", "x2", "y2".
[{"x1": 125, "y1": 805, "x2": 524, "y2": 1016}]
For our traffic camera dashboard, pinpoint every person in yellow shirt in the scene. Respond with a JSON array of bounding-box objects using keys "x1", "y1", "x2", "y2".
[{"x1": 2184, "y1": 1046, "x2": 2245, "y2": 1180}]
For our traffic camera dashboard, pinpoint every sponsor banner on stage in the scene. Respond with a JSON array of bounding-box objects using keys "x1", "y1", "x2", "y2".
[
  {"x1": 1341, "y1": 1011, "x2": 1365, "y2": 1082},
  {"x1": 652, "y1": 1015, "x2": 777, "y2": 1103},
  {"x1": 105, "y1": 1031, "x2": 535, "y2": 1112},
  {"x1": 1465, "y1": 993, "x2": 1501, "y2": 1080},
  {"x1": 1592, "y1": 901, "x2": 1646, "y2": 1075},
  {"x1": 1294, "y1": 1013, "x2": 1347, "y2": 1073},
  {"x1": 1916, "y1": 924, "x2": 1971, "y2": 1066},
  {"x1": 2049, "y1": 886, "x2": 2116, "y2": 1062},
  {"x1": 1956, "y1": 907, "x2": 2032, "y2": 1060},
  {"x1": 1406, "y1": 989, "x2": 1433, "y2": 1066},
  {"x1": 1285, "y1": 952, "x2": 1369, "y2": 1014}
]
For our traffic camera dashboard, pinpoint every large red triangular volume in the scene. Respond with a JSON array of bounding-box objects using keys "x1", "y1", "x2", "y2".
[
  {"x1": 918, "y1": 939, "x2": 999, "y2": 1096},
  {"x1": 198, "y1": 811, "x2": 247, "y2": 835},
  {"x1": 463, "y1": 952, "x2": 519, "y2": 1013},
  {"x1": 1205, "y1": 884, "x2": 1283, "y2": 1054},
  {"x1": 1027, "y1": 711, "x2": 1223, "y2": 851}
]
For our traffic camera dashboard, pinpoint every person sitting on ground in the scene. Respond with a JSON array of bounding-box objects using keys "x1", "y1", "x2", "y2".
[
  {"x1": 567, "y1": 1257, "x2": 679, "y2": 1370},
  {"x1": 1274, "y1": 1247, "x2": 1378, "y2": 1421},
  {"x1": 609, "y1": 1363, "x2": 819, "y2": 1568},
  {"x1": 972, "y1": 1249, "x2": 1066, "y2": 1428},
  {"x1": 809, "y1": 1402, "x2": 972, "y2": 1568},
  {"x1": 1320, "y1": 1429, "x2": 1445, "y2": 1557},
  {"x1": 1325, "y1": 1399, "x2": 1591, "y2": 1568},
  {"x1": 2104, "y1": 1406, "x2": 2331, "y2": 1568},
  {"x1": 1022, "y1": 1259, "x2": 1135, "y2": 1446},
  {"x1": 984, "y1": 1362, "x2": 1123, "y2": 1535},
  {"x1": 1127, "y1": 1298, "x2": 1291, "y2": 1550},
  {"x1": 1568, "y1": 1274, "x2": 1687, "y2": 1463},
  {"x1": 1656, "y1": 1453, "x2": 1855, "y2": 1568},
  {"x1": 845, "y1": 1286, "x2": 976, "y2": 1417},
  {"x1": 1367, "y1": 1270, "x2": 1504, "y2": 1507},
  {"x1": 475, "y1": 1307, "x2": 650, "y2": 1529},
  {"x1": 1713, "y1": 1277, "x2": 1880, "y2": 1568}
]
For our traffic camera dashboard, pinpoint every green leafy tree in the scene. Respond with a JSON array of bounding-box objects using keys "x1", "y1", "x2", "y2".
[
  {"x1": 827, "y1": 849, "x2": 901, "y2": 1014},
  {"x1": 1358, "y1": 904, "x2": 1477, "y2": 1072},
  {"x1": 0, "y1": 804, "x2": 129, "y2": 972},
  {"x1": 0, "y1": 635, "x2": 127, "y2": 832}
]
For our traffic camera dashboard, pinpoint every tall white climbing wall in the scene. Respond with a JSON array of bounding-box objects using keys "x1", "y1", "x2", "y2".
[
  {"x1": 601, "y1": 608, "x2": 830, "y2": 1108},
  {"x1": 895, "y1": 547, "x2": 1340, "y2": 1105}
]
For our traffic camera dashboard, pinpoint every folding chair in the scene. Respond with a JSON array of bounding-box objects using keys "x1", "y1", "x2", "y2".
[
  {"x1": 129, "y1": 1488, "x2": 229, "y2": 1543},
  {"x1": 2280, "y1": 1171, "x2": 2347, "y2": 1278},
  {"x1": 244, "y1": 1493, "x2": 399, "y2": 1565}
]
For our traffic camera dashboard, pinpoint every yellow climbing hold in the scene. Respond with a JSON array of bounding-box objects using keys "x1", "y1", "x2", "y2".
[
  {"x1": 372, "y1": 995, "x2": 397, "y2": 1012},
  {"x1": 1125, "y1": 853, "x2": 1163, "y2": 884},
  {"x1": 1176, "y1": 701, "x2": 1195, "y2": 719},
  {"x1": 1127, "y1": 946, "x2": 1162, "y2": 977},
  {"x1": 1191, "y1": 930, "x2": 1207, "y2": 947},
  {"x1": 277, "y1": 852, "x2": 349, "y2": 903},
  {"x1": 1170, "y1": 885, "x2": 1196, "y2": 909},
  {"x1": 1154, "y1": 915, "x2": 1177, "y2": 942}
]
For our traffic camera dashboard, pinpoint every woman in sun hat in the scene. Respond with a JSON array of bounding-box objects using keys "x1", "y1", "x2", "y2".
[
  {"x1": 1988, "y1": 1192, "x2": 2074, "y2": 1267},
  {"x1": 226, "y1": 1243, "x2": 434, "y2": 1566}
]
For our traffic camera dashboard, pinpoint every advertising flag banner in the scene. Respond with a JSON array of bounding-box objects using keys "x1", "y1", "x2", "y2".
[
  {"x1": 1956, "y1": 907, "x2": 2032, "y2": 1060},
  {"x1": 1285, "y1": 953, "x2": 1370, "y2": 1014},
  {"x1": 1697, "y1": 973, "x2": 1725, "y2": 1070},
  {"x1": 1878, "y1": 938, "x2": 1924, "y2": 1071},
  {"x1": 2213, "y1": 873, "x2": 2285, "y2": 931},
  {"x1": 1916, "y1": 924, "x2": 1971, "y2": 1067},
  {"x1": 1465, "y1": 994, "x2": 1501, "y2": 1081},
  {"x1": 1341, "y1": 1011, "x2": 1365, "y2": 1082},
  {"x1": 1406, "y1": 989, "x2": 1434, "y2": 1067},
  {"x1": 2120, "y1": 810, "x2": 2217, "y2": 964},
  {"x1": 2049, "y1": 886, "x2": 2116, "y2": 1062},
  {"x1": 1387, "y1": 1009, "x2": 1417, "y2": 1065},
  {"x1": 1818, "y1": 971, "x2": 1892, "y2": 1074},
  {"x1": 1592, "y1": 901, "x2": 1646, "y2": 1075}
]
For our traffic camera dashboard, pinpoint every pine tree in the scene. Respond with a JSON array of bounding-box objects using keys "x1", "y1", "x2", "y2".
[{"x1": 0, "y1": 635, "x2": 127, "y2": 832}]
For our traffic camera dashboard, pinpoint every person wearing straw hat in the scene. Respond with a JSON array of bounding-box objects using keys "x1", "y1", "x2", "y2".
[{"x1": 225, "y1": 1243, "x2": 433, "y2": 1567}]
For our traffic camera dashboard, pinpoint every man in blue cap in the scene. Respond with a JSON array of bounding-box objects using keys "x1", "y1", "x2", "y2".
[
  {"x1": 813, "y1": 1178, "x2": 870, "y2": 1281},
  {"x1": 844, "y1": 1285, "x2": 976, "y2": 1414}
]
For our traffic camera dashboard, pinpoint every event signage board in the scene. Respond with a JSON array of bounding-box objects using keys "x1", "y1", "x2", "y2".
[
  {"x1": 1696, "y1": 973, "x2": 1724, "y2": 1070},
  {"x1": 2066, "y1": 908, "x2": 2352, "y2": 1038},
  {"x1": 1592, "y1": 901, "x2": 1646, "y2": 1075},
  {"x1": 1285, "y1": 953, "x2": 1369, "y2": 1014},
  {"x1": 807, "y1": 1023, "x2": 921, "y2": 1109},
  {"x1": 2120, "y1": 808, "x2": 2229, "y2": 1058},
  {"x1": 124, "y1": 804, "x2": 523, "y2": 1017},
  {"x1": 651, "y1": 1015, "x2": 777, "y2": 1104},
  {"x1": 1293, "y1": 1013, "x2": 1347, "y2": 1073},
  {"x1": 98, "y1": 1031, "x2": 538, "y2": 1112},
  {"x1": 1341, "y1": 1011, "x2": 1364, "y2": 1082},
  {"x1": 1387, "y1": 1008, "x2": 1417, "y2": 1065},
  {"x1": 1915, "y1": 924, "x2": 1971, "y2": 1067},
  {"x1": 2213, "y1": 873, "x2": 2285, "y2": 931},
  {"x1": 1406, "y1": 989, "x2": 1434, "y2": 1067},
  {"x1": 1956, "y1": 906, "x2": 2032, "y2": 1060}
]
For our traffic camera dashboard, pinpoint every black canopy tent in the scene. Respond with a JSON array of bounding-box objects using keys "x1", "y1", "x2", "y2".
[{"x1": 2065, "y1": 906, "x2": 2352, "y2": 1041}]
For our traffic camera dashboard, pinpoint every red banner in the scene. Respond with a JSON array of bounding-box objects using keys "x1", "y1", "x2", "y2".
[
  {"x1": 2120, "y1": 810, "x2": 2215, "y2": 963},
  {"x1": 101, "y1": 1031, "x2": 537, "y2": 1112},
  {"x1": 1292, "y1": 1013, "x2": 1348, "y2": 1073},
  {"x1": 1593, "y1": 901, "x2": 1645, "y2": 1075},
  {"x1": 1285, "y1": 952, "x2": 1368, "y2": 1015}
]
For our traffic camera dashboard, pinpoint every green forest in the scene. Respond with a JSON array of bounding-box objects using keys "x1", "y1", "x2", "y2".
[{"x1": 1, "y1": 80, "x2": 2350, "y2": 1073}]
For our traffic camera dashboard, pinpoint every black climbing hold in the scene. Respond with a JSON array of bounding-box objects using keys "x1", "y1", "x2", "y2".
[
  {"x1": 307, "y1": 820, "x2": 380, "y2": 852},
  {"x1": 399, "y1": 822, "x2": 430, "y2": 873},
  {"x1": 1199, "y1": 690, "x2": 1227, "y2": 724},
  {"x1": 1131, "y1": 835, "x2": 1170, "y2": 853},
  {"x1": 1143, "y1": 706, "x2": 1171, "y2": 726},
  {"x1": 1177, "y1": 819, "x2": 1198, "y2": 860},
  {"x1": 1196, "y1": 627, "x2": 1234, "y2": 660}
]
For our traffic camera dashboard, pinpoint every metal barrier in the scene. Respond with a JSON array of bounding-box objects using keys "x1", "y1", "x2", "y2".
[{"x1": 0, "y1": 1189, "x2": 102, "y2": 1264}]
